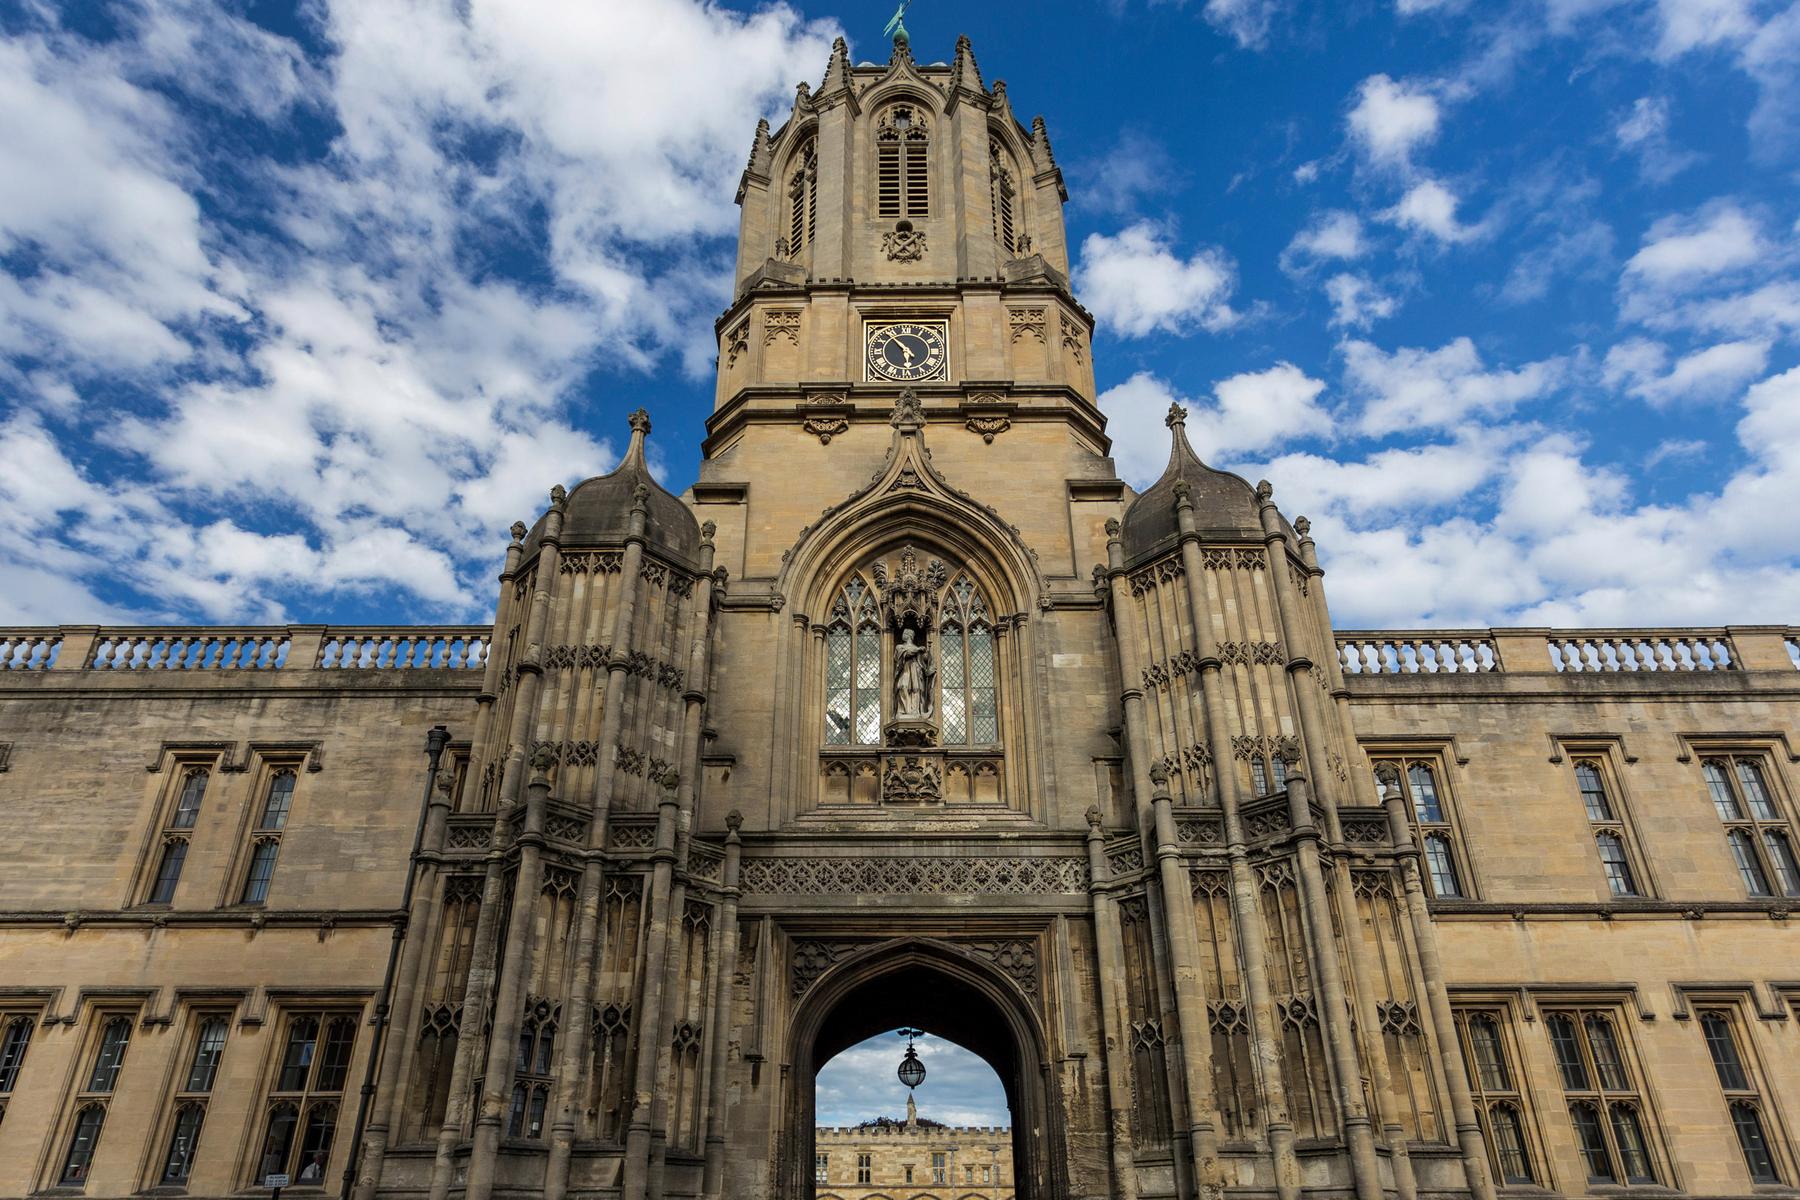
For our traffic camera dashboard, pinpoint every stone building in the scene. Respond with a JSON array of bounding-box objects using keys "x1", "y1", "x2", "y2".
[
  {"x1": 814, "y1": 1096, "x2": 1013, "y2": 1200},
  {"x1": 0, "y1": 28, "x2": 1797, "y2": 1200}
]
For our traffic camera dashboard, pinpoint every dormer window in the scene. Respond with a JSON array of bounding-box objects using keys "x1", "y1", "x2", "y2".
[{"x1": 877, "y1": 106, "x2": 929, "y2": 219}]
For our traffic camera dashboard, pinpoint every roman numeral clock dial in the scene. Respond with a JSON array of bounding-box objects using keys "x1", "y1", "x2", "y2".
[{"x1": 864, "y1": 320, "x2": 948, "y2": 382}]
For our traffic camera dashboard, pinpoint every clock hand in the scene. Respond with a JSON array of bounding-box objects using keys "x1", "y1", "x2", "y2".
[{"x1": 901, "y1": 344, "x2": 915, "y2": 367}]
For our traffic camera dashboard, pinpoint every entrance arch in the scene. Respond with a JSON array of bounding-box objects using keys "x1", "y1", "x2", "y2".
[{"x1": 785, "y1": 939, "x2": 1064, "y2": 1200}]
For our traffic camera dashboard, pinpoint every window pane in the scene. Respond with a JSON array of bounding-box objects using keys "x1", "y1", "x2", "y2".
[
  {"x1": 971, "y1": 682, "x2": 998, "y2": 745},
  {"x1": 242, "y1": 841, "x2": 280, "y2": 904},
  {"x1": 150, "y1": 840, "x2": 188, "y2": 904},
  {"x1": 1705, "y1": 761, "x2": 1743, "y2": 820},
  {"x1": 1250, "y1": 758, "x2": 1269, "y2": 797},
  {"x1": 1468, "y1": 1016, "x2": 1509, "y2": 1090},
  {"x1": 258, "y1": 1102, "x2": 299, "y2": 1180},
  {"x1": 0, "y1": 1017, "x2": 31, "y2": 1092},
  {"x1": 508, "y1": 1083, "x2": 529, "y2": 1137},
  {"x1": 1576, "y1": 763, "x2": 1614, "y2": 821},
  {"x1": 824, "y1": 627, "x2": 850, "y2": 687},
  {"x1": 1271, "y1": 756, "x2": 1289, "y2": 793},
  {"x1": 1571, "y1": 1102, "x2": 1615, "y2": 1183},
  {"x1": 1701, "y1": 1012, "x2": 1749, "y2": 1090},
  {"x1": 296, "y1": 1101, "x2": 337, "y2": 1183},
  {"x1": 824, "y1": 687, "x2": 851, "y2": 745},
  {"x1": 1547, "y1": 1015, "x2": 1589, "y2": 1090},
  {"x1": 1585, "y1": 1014, "x2": 1628, "y2": 1090},
  {"x1": 1598, "y1": 833, "x2": 1638, "y2": 897},
  {"x1": 1408, "y1": 764, "x2": 1444, "y2": 822},
  {"x1": 61, "y1": 1104, "x2": 106, "y2": 1185},
  {"x1": 162, "y1": 1102, "x2": 206, "y2": 1183},
  {"x1": 1762, "y1": 830, "x2": 1800, "y2": 897},
  {"x1": 277, "y1": 1017, "x2": 319, "y2": 1091},
  {"x1": 1736, "y1": 760, "x2": 1778, "y2": 820},
  {"x1": 1424, "y1": 834, "x2": 1462, "y2": 897},
  {"x1": 1491, "y1": 1102, "x2": 1534, "y2": 1185},
  {"x1": 1729, "y1": 829, "x2": 1771, "y2": 895},
  {"x1": 315, "y1": 1018, "x2": 356, "y2": 1092},
  {"x1": 1733, "y1": 1102, "x2": 1782, "y2": 1184},
  {"x1": 186, "y1": 1018, "x2": 228, "y2": 1092},
  {"x1": 526, "y1": 1085, "x2": 547, "y2": 1138},
  {"x1": 259, "y1": 773, "x2": 295, "y2": 830},
  {"x1": 941, "y1": 688, "x2": 967, "y2": 745},
  {"x1": 172, "y1": 769, "x2": 208, "y2": 829},
  {"x1": 89, "y1": 1018, "x2": 131, "y2": 1093},
  {"x1": 1610, "y1": 1103, "x2": 1656, "y2": 1184}
]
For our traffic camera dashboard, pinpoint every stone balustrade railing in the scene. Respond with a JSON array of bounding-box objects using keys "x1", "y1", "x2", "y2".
[
  {"x1": 0, "y1": 626, "x2": 491, "y2": 672},
  {"x1": 1337, "y1": 627, "x2": 1799, "y2": 675}
]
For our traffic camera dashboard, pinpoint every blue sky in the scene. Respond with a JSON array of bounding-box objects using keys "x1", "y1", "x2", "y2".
[
  {"x1": 816, "y1": 1029, "x2": 1010, "y2": 1128},
  {"x1": 2, "y1": 0, "x2": 1798, "y2": 629}
]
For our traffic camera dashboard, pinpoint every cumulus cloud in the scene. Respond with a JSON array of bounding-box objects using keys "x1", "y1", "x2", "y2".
[
  {"x1": 1602, "y1": 336, "x2": 1770, "y2": 406},
  {"x1": 1283, "y1": 210, "x2": 1368, "y2": 270},
  {"x1": 1098, "y1": 365, "x2": 1330, "y2": 487},
  {"x1": 1342, "y1": 337, "x2": 1565, "y2": 435},
  {"x1": 1324, "y1": 273, "x2": 1400, "y2": 329},
  {"x1": 1382, "y1": 179, "x2": 1486, "y2": 243},
  {"x1": 816, "y1": 1032, "x2": 1008, "y2": 1127},
  {"x1": 0, "y1": 0, "x2": 837, "y2": 621},
  {"x1": 1347, "y1": 75, "x2": 1441, "y2": 168},
  {"x1": 1624, "y1": 204, "x2": 1766, "y2": 284},
  {"x1": 1075, "y1": 223, "x2": 1240, "y2": 336},
  {"x1": 1202, "y1": 0, "x2": 1285, "y2": 48}
]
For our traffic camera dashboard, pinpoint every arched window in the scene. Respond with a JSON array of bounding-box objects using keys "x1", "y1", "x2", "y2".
[
  {"x1": 787, "y1": 138, "x2": 817, "y2": 258},
  {"x1": 876, "y1": 105, "x2": 929, "y2": 218},
  {"x1": 938, "y1": 575, "x2": 998, "y2": 746},
  {"x1": 990, "y1": 141, "x2": 1019, "y2": 254},
  {"x1": 160, "y1": 1101, "x2": 207, "y2": 1184},
  {"x1": 88, "y1": 1017, "x2": 132, "y2": 1092},
  {"x1": 61, "y1": 1103, "x2": 106, "y2": 1185},
  {"x1": 1703, "y1": 754, "x2": 1800, "y2": 897},
  {"x1": 824, "y1": 577, "x2": 882, "y2": 746}
]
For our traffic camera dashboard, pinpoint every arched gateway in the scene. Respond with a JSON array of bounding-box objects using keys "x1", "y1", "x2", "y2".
[{"x1": 785, "y1": 941, "x2": 1061, "y2": 1200}]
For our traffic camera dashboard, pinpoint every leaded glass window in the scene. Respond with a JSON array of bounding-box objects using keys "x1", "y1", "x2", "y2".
[
  {"x1": 1700, "y1": 1008, "x2": 1786, "y2": 1184},
  {"x1": 940, "y1": 574, "x2": 998, "y2": 746},
  {"x1": 1703, "y1": 755, "x2": 1800, "y2": 897},
  {"x1": 823, "y1": 577, "x2": 882, "y2": 746},
  {"x1": 1545, "y1": 1007, "x2": 1661, "y2": 1185},
  {"x1": 1376, "y1": 757, "x2": 1469, "y2": 899},
  {"x1": 1454, "y1": 1009, "x2": 1538, "y2": 1185}
]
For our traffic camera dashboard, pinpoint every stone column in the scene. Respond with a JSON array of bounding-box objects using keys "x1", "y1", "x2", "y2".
[
  {"x1": 428, "y1": 499, "x2": 563, "y2": 1200},
  {"x1": 1104, "y1": 520, "x2": 1224, "y2": 1200},
  {"x1": 540, "y1": 482, "x2": 671, "y2": 1200},
  {"x1": 701, "y1": 814, "x2": 745, "y2": 1198},
  {"x1": 1287, "y1": 520, "x2": 1418, "y2": 1200},
  {"x1": 1169, "y1": 481, "x2": 1301, "y2": 1200},
  {"x1": 1256, "y1": 493, "x2": 1381, "y2": 1200},
  {"x1": 1084, "y1": 809, "x2": 1141, "y2": 1200}
]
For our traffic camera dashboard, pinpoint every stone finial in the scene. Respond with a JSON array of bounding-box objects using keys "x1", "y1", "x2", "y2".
[
  {"x1": 951, "y1": 33, "x2": 984, "y2": 93},
  {"x1": 744, "y1": 118, "x2": 773, "y2": 177},
  {"x1": 549, "y1": 483, "x2": 568, "y2": 508},
  {"x1": 509, "y1": 520, "x2": 527, "y2": 543},
  {"x1": 1294, "y1": 516, "x2": 1311, "y2": 538},
  {"x1": 1165, "y1": 402, "x2": 1188, "y2": 428},
  {"x1": 1104, "y1": 517, "x2": 1122, "y2": 539},
  {"x1": 659, "y1": 768, "x2": 681, "y2": 791},
  {"x1": 890, "y1": 389, "x2": 925, "y2": 432},
  {"x1": 1255, "y1": 479, "x2": 1274, "y2": 503},
  {"x1": 1030, "y1": 115, "x2": 1057, "y2": 167},
  {"x1": 795, "y1": 79, "x2": 812, "y2": 107},
  {"x1": 820, "y1": 36, "x2": 851, "y2": 96},
  {"x1": 700, "y1": 519, "x2": 717, "y2": 545},
  {"x1": 1091, "y1": 563, "x2": 1109, "y2": 594},
  {"x1": 1148, "y1": 763, "x2": 1170, "y2": 787},
  {"x1": 1172, "y1": 479, "x2": 1192, "y2": 505},
  {"x1": 530, "y1": 745, "x2": 558, "y2": 778},
  {"x1": 1085, "y1": 805, "x2": 1103, "y2": 830},
  {"x1": 632, "y1": 482, "x2": 650, "y2": 507},
  {"x1": 725, "y1": 808, "x2": 743, "y2": 833},
  {"x1": 628, "y1": 408, "x2": 651, "y2": 436}
]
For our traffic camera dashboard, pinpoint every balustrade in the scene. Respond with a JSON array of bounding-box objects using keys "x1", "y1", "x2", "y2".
[
  {"x1": 0, "y1": 631, "x2": 61, "y2": 670},
  {"x1": 88, "y1": 630, "x2": 289, "y2": 670},
  {"x1": 1545, "y1": 632, "x2": 1734, "y2": 672},
  {"x1": 1336, "y1": 634, "x2": 1498, "y2": 674},
  {"x1": 315, "y1": 628, "x2": 489, "y2": 669}
]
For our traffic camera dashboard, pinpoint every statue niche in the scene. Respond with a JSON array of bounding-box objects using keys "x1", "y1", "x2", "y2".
[{"x1": 875, "y1": 547, "x2": 945, "y2": 748}]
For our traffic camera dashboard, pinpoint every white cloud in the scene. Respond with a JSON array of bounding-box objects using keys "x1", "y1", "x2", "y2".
[
  {"x1": 1202, "y1": 0, "x2": 1285, "y2": 48},
  {"x1": 1655, "y1": 0, "x2": 1759, "y2": 58},
  {"x1": 1099, "y1": 365, "x2": 1329, "y2": 487},
  {"x1": 1324, "y1": 273, "x2": 1400, "y2": 329},
  {"x1": 816, "y1": 1032, "x2": 1008, "y2": 1128},
  {"x1": 0, "y1": 1, "x2": 837, "y2": 621},
  {"x1": 1342, "y1": 336, "x2": 1565, "y2": 435},
  {"x1": 1283, "y1": 210, "x2": 1368, "y2": 269},
  {"x1": 1614, "y1": 96, "x2": 1701, "y2": 181},
  {"x1": 1603, "y1": 336, "x2": 1770, "y2": 405},
  {"x1": 1347, "y1": 75, "x2": 1441, "y2": 168},
  {"x1": 1075, "y1": 223, "x2": 1240, "y2": 337},
  {"x1": 1623, "y1": 204, "x2": 1765, "y2": 284},
  {"x1": 1383, "y1": 179, "x2": 1485, "y2": 243},
  {"x1": 1396, "y1": 0, "x2": 1462, "y2": 12}
]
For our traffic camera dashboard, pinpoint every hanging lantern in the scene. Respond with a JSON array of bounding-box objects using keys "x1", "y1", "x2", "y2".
[{"x1": 896, "y1": 1027, "x2": 927, "y2": 1090}]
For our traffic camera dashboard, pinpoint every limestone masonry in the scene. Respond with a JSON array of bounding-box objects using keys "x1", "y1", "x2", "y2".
[{"x1": 0, "y1": 30, "x2": 1796, "y2": 1200}]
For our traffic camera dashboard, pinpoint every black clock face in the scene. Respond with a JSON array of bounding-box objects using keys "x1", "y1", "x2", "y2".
[{"x1": 866, "y1": 321, "x2": 947, "y2": 382}]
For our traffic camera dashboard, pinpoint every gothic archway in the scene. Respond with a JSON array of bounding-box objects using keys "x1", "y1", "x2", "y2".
[{"x1": 784, "y1": 940, "x2": 1064, "y2": 1200}]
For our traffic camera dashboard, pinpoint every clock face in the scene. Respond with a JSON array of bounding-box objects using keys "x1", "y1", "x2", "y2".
[{"x1": 865, "y1": 321, "x2": 948, "y2": 382}]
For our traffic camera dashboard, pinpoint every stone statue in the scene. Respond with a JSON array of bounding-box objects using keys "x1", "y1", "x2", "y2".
[{"x1": 893, "y1": 626, "x2": 934, "y2": 720}]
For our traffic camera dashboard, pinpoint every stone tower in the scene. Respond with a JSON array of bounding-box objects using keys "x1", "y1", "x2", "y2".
[{"x1": 354, "y1": 32, "x2": 1494, "y2": 1200}]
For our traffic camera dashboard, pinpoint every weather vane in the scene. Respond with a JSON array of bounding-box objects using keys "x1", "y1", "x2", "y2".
[
  {"x1": 883, "y1": 0, "x2": 913, "y2": 45},
  {"x1": 896, "y1": 1027, "x2": 926, "y2": 1090}
]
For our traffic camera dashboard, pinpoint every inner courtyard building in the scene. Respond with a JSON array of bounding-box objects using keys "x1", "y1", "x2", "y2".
[{"x1": 0, "y1": 28, "x2": 1797, "y2": 1200}]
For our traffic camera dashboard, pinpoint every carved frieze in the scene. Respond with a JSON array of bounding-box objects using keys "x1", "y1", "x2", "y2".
[{"x1": 739, "y1": 856, "x2": 1089, "y2": 895}]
